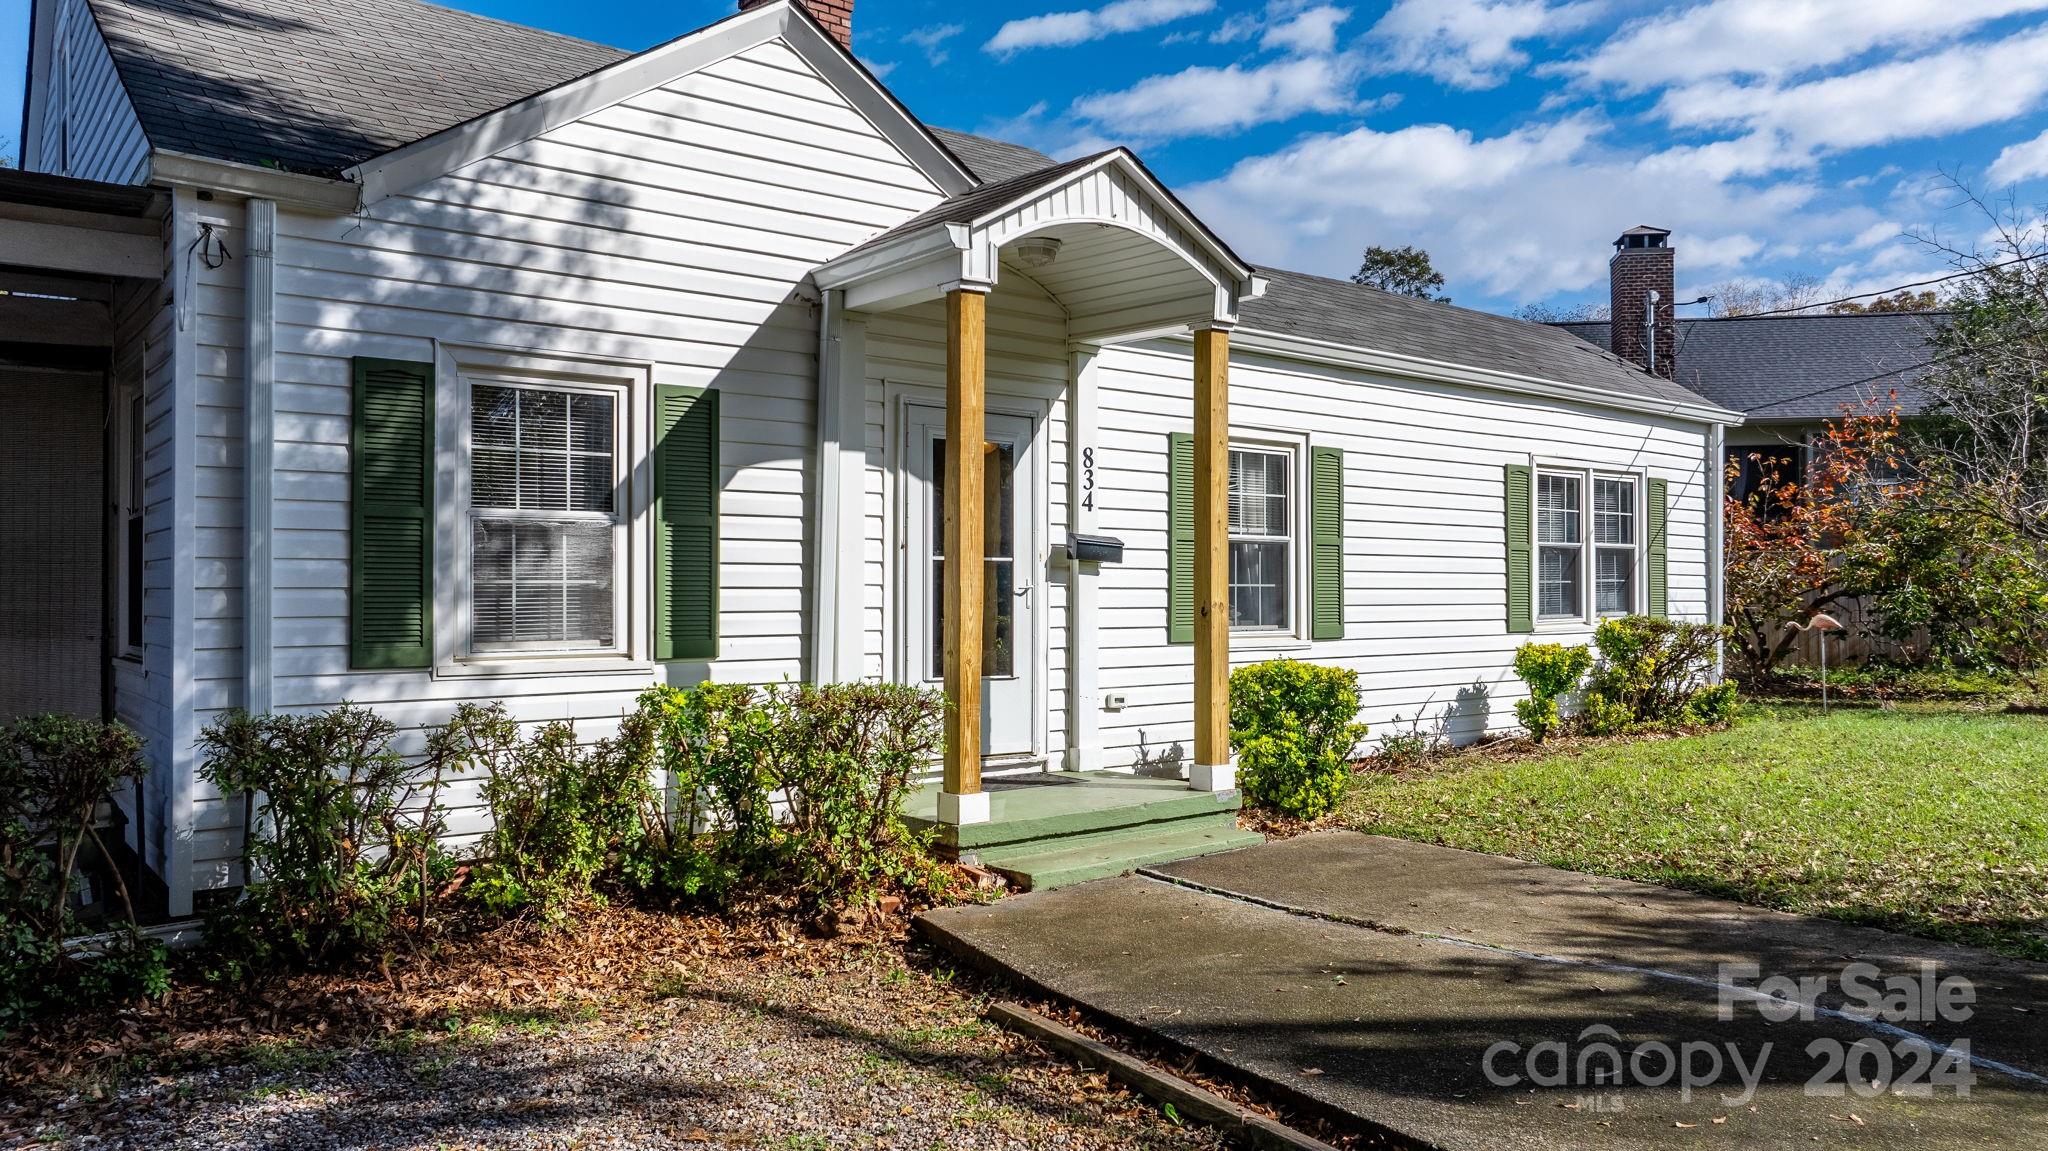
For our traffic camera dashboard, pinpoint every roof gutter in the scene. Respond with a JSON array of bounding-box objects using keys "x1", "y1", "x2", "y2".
[
  {"x1": 1227, "y1": 327, "x2": 1747, "y2": 427},
  {"x1": 149, "y1": 152, "x2": 360, "y2": 213}
]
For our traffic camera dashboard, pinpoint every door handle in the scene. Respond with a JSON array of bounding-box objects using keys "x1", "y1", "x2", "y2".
[{"x1": 1015, "y1": 583, "x2": 1033, "y2": 598}]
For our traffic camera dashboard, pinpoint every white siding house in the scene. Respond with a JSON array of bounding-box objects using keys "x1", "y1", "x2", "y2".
[{"x1": 14, "y1": 0, "x2": 1740, "y2": 913}]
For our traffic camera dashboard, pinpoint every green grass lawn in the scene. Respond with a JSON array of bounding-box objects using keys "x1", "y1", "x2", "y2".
[{"x1": 1345, "y1": 702, "x2": 2048, "y2": 961}]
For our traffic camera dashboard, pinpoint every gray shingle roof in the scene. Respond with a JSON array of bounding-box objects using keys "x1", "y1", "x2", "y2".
[
  {"x1": 89, "y1": 0, "x2": 625, "y2": 175},
  {"x1": 1241, "y1": 269, "x2": 1718, "y2": 411},
  {"x1": 929, "y1": 129, "x2": 1056, "y2": 184},
  {"x1": 1557, "y1": 314, "x2": 1945, "y2": 421},
  {"x1": 85, "y1": 0, "x2": 1723, "y2": 417},
  {"x1": 834, "y1": 151, "x2": 1108, "y2": 262}
]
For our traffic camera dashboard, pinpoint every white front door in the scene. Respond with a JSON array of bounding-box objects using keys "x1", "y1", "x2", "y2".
[{"x1": 904, "y1": 404, "x2": 1039, "y2": 758}]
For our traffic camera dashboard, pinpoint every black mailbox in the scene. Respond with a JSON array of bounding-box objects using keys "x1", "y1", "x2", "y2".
[{"x1": 1068, "y1": 533, "x2": 1125, "y2": 565}]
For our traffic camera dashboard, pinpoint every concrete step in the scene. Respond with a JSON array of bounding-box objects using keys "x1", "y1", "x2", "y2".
[
  {"x1": 908, "y1": 777, "x2": 1244, "y2": 853},
  {"x1": 979, "y1": 819, "x2": 1265, "y2": 892}
]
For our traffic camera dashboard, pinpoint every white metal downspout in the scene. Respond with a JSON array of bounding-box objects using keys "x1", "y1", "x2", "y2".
[
  {"x1": 1707, "y1": 421, "x2": 1726, "y2": 680},
  {"x1": 165, "y1": 189, "x2": 202, "y2": 917},
  {"x1": 807, "y1": 291, "x2": 839, "y2": 684},
  {"x1": 243, "y1": 198, "x2": 276, "y2": 717}
]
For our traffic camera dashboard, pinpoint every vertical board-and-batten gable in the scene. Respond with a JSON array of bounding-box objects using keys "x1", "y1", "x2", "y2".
[
  {"x1": 815, "y1": 150, "x2": 1260, "y2": 340},
  {"x1": 343, "y1": 0, "x2": 975, "y2": 210}
]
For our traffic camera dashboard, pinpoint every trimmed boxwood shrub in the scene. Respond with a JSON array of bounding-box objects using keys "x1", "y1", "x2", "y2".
[
  {"x1": 1230, "y1": 659, "x2": 1368, "y2": 820},
  {"x1": 1512, "y1": 643, "x2": 1594, "y2": 743}
]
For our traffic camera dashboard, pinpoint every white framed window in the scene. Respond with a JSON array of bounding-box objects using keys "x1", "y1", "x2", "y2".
[
  {"x1": 467, "y1": 382, "x2": 622, "y2": 654},
  {"x1": 1593, "y1": 476, "x2": 1637, "y2": 616},
  {"x1": 1229, "y1": 445, "x2": 1293, "y2": 633},
  {"x1": 1536, "y1": 463, "x2": 1644, "y2": 623},
  {"x1": 433, "y1": 345, "x2": 652, "y2": 676},
  {"x1": 1535, "y1": 471, "x2": 1582, "y2": 621}
]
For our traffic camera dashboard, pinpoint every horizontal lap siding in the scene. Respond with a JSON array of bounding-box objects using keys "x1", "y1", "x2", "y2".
[
  {"x1": 1092, "y1": 341, "x2": 1712, "y2": 761},
  {"x1": 181, "y1": 38, "x2": 944, "y2": 895},
  {"x1": 36, "y1": 0, "x2": 149, "y2": 183},
  {"x1": 862, "y1": 280, "x2": 1073, "y2": 764},
  {"x1": 109, "y1": 274, "x2": 174, "y2": 876}
]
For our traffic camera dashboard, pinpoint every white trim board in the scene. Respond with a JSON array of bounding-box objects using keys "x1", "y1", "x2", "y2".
[{"x1": 345, "y1": 0, "x2": 976, "y2": 208}]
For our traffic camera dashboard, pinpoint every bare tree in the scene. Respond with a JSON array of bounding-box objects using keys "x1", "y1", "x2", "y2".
[
  {"x1": 1515, "y1": 301, "x2": 1609, "y2": 323},
  {"x1": 1703, "y1": 273, "x2": 1825, "y2": 317},
  {"x1": 1907, "y1": 177, "x2": 2048, "y2": 545}
]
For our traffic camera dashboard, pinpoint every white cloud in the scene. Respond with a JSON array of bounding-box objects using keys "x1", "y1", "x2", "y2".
[
  {"x1": 985, "y1": 0, "x2": 1216, "y2": 56},
  {"x1": 1563, "y1": 0, "x2": 2048, "y2": 92},
  {"x1": 858, "y1": 56, "x2": 898, "y2": 79},
  {"x1": 1655, "y1": 26, "x2": 2048, "y2": 157},
  {"x1": 1846, "y1": 222, "x2": 1906, "y2": 249},
  {"x1": 1262, "y1": 5, "x2": 1351, "y2": 55},
  {"x1": 1990, "y1": 126, "x2": 2048, "y2": 184},
  {"x1": 1210, "y1": 11, "x2": 1264, "y2": 42},
  {"x1": 1369, "y1": 0, "x2": 1601, "y2": 90},
  {"x1": 902, "y1": 23, "x2": 964, "y2": 65},
  {"x1": 1071, "y1": 53, "x2": 1376, "y2": 139},
  {"x1": 1181, "y1": 116, "x2": 1841, "y2": 301}
]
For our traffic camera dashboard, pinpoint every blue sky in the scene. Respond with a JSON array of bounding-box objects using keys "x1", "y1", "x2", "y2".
[{"x1": 9, "y1": 0, "x2": 2048, "y2": 316}]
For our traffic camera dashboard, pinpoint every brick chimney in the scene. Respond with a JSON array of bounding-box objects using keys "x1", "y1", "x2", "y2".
[
  {"x1": 1608, "y1": 225, "x2": 1676, "y2": 380},
  {"x1": 742, "y1": 0, "x2": 854, "y2": 49}
]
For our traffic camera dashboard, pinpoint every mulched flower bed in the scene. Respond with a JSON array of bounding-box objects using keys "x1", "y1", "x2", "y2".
[{"x1": 2, "y1": 904, "x2": 1235, "y2": 1150}]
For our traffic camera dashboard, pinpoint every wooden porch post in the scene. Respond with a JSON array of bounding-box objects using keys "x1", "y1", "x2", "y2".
[
  {"x1": 941, "y1": 287, "x2": 991, "y2": 825},
  {"x1": 1191, "y1": 325, "x2": 1234, "y2": 792}
]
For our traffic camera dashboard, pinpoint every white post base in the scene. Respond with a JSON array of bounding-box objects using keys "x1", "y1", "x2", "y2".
[
  {"x1": 937, "y1": 790, "x2": 991, "y2": 826},
  {"x1": 1188, "y1": 760, "x2": 1236, "y2": 793}
]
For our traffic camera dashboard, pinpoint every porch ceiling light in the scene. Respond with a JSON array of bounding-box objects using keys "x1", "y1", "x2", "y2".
[{"x1": 1012, "y1": 237, "x2": 1063, "y2": 269}]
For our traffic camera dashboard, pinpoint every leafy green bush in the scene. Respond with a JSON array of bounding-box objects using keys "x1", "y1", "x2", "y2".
[
  {"x1": 1512, "y1": 643, "x2": 1593, "y2": 742},
  {"x1": 633, "y1": 684, "x2": 777, "y2": 902},
  {"x1": 1682, "y1": 681, "x2": 1741, "y2": 726},
  {"x1": 1581, "y1": 617, "x2": 1733, "y2": 734},
  {"x1": 198, "y1": 705, "x2": 455, "y2": 973},
  {"x1": 634, "y1": 682, "x2": 949, "y2": 915},
  {"x1": 468, "y1": 708, "x2": 656, "y2": 925},
  {"x1": 1230, "y1": 659, "x2": 1368, "y2": 819},
  {"x1": 0, "y1": 716, "x2": 164, "y2": 1030}
]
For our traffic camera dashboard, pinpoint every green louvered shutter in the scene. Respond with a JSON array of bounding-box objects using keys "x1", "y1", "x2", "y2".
[
  {"x1": 1504, "y1": 463, "x2": 1534, "y2": 634},
  {"x1": 1166, "y1": 432, "x2": 1195, "y2": 644},
  {"x1": 350, "y1": 358, "x2": 434, "y2": 669},
  {"x1": 1646, "y1": 476, "x2": 1669, "y2": 618},
  {"x1": 1310, "y1": 446, "x2": 1345, "y2": 641},
  {"x1": 655, "y1": 386, "x2": 719, "y2": 662}
]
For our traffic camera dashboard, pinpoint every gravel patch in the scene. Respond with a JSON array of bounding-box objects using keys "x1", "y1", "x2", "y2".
[{"x1": 8, "y1": 923, "x2": 1226, "y2": 1151}]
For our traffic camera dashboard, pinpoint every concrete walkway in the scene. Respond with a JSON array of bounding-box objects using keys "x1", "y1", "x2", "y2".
[{"x1": 919, "y1": 831, "x2": 2048, "y2": 1151}]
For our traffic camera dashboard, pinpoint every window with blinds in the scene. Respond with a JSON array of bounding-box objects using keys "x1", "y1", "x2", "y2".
[
  {"x1": 1593, "y1": 476, "x2": 1637, "y2": 616},
  {"x1": 1536, "y1": 471, "x2": 1582, "y2": 620},
  {"x1": 1228, "y1": 447, "x2": 1292, "y2": 631},
  {"x1": 468, "y1": 383, "x2": 620, "y2": 653}
]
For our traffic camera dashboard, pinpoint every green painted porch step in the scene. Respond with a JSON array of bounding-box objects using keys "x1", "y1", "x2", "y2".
[
  {"x1": 907, "y1": 776, "x2": 1243, "y2": 852},
  {"x1": 978, "y1": 817, "x2": 1264, "y2": 892}
]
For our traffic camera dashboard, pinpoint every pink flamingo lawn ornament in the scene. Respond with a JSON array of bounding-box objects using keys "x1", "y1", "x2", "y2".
[{"x1": 1792, "y1": 611, "x2": 1846, "y2": 714}]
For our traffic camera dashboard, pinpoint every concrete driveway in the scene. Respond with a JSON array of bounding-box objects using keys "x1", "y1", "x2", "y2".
[{"x1": 919, "y1": 831, "x2": 2048, "y2": 1151}]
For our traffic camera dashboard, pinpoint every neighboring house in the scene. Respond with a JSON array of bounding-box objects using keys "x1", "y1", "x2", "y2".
[
  {"x1": 10, "y1": 0, "x2": 1739, "y2": 914},
  {"x1": 1557, "y1": 226, "x2": 1943, "y2": 503},
  {"x1": 1559, "y1": 227, "x2": 1945, "y2": 665}
]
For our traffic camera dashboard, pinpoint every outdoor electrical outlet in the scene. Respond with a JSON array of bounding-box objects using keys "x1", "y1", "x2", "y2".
[{"x1": 1102, "y1": 692, "x2": 1128, "y2": 711}]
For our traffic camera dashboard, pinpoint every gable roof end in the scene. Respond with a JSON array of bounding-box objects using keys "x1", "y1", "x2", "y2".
[{"x1": 348, "y1": 0, "x2": 975, "y2": 207}]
